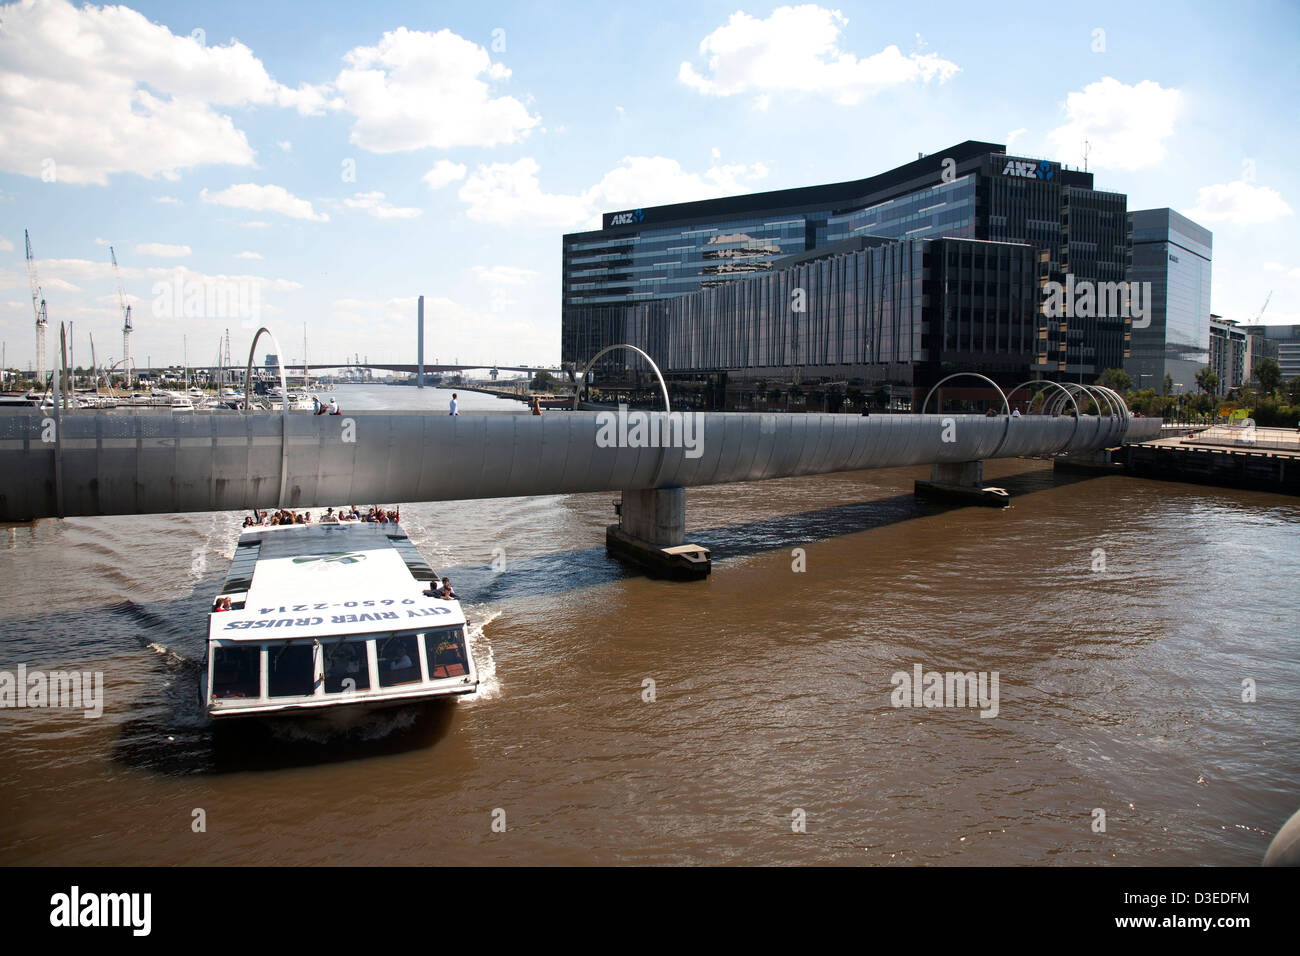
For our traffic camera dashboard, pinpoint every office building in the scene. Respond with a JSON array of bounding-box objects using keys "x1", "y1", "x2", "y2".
[
  {"x1": 1264, "y1": 325, "x2": 1300, "y2": 381},
  {"x1": 1126, "y1": 208, "x2": 1213, "y2": 394},
  {"x1": 1208, "y1": 316, "x2": 1246, "y2": 393},
  {"x1": 563, "y1": 140, "x2": 1131, "y2": 398}
]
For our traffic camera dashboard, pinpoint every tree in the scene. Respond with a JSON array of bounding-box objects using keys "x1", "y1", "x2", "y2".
[
  {"x1": 1162, "y1": 373, "x2": 1173, "y2": 396},
  {"x1": 1195, "y1": 365, "x2": 1219, "y2": 396},
  {"x1": 1253, "y1": 357, "x2": 1283, "y2": 397},
  {"x1": 1288, "y1": 377, "x2": 1300, "y2": 406},
  {"x1": 531, "y1": 370, "x2": 554, "y2": 392},
  {"x1": 1095, "y1": 367, "x2": 1132, "y2": 392}
]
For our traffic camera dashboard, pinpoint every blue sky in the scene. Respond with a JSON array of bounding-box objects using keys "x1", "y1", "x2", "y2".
[{"x1": 1, "y1": 0, "x2": 1297, "y2": 371}]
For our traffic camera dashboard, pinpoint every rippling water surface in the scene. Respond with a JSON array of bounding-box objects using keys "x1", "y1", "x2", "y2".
[{"x1": 1, "y1": 385, "x2": 1297, "y2": 865}]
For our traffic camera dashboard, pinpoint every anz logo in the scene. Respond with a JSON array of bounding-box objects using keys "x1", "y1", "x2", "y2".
[
  {"x1": 610, "y1": 208, "x2": 645, "y2": 227},
  {"x1": 1001, "y1": 160, "x2": 1055, "y2": 181}
]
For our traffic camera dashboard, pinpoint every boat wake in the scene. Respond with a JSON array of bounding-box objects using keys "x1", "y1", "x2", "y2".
[{"x1": 464, "y1": 608, "x2": 500, "y2": 702}]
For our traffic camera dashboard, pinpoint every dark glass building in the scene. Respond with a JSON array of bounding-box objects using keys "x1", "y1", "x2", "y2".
[
  {"x1": 616, "y1": 235, "x2": 1040, "y2": 388},
  {"x1": 1125, "y1": 207, "x2": 1213, "y2": 394},
  {"x1": 562, "y1": 140, "x2": 1131, "y2": 397}
]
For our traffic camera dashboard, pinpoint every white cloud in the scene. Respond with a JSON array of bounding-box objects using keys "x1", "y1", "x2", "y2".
[
  {"x1": 0, "y1": 0, "x2": 331, "y2": 185},
  {"x1": 1187, "y1": 180, "x2": 1293, "y2": 226},
  {"x1": 458, "y1": 158, "x2": 590, "y2": 227},
  {"x1": 458, "y1": 155, "x2": 771, "y2": 228},
  {"x1": 234, "y1": 251, "x2": 263, "y2": 260},
  {"x1": 679, "y1": 6, "x2": 959, "y2": 106},
  {"x1": 472, "y1": 265, "x2": 538, "y2": 285},
  {"x1": 331, "y1": 27, "x2": 539, "y2": 152},
  {"x1": 134, "y1": 242, "x2": 191, "y2": 258},
  {"x1": 423, "y1": 160, "x2": 467, "y2": 190},
  {"x1": 1046, "y1": 77, "x2": 1181, "y2": 171},
  {"x1": 0, "y1": 237, "x2": 12, "y2": 253},
  {"x1": 1006, "y1": 128, "x2": 1027, "y2": 151},
  {"x1": 153, "y1": 196, "x2": 182, "y2": 205},
  {"x1": 241, "y1": 221, "x2": 271, "y2": 229},
  {"x1": 342, "y1": 191, "x2": 423, "y2": 219},
  {"x1": 201, "y1": 183, "x2": 329, "y2": 222},
  {"x1": 24, "y1": 258, "x2": 301, "y2": 291},
  {"x1": 277, "y1": 140, "x2": 292, "y2": 152}
]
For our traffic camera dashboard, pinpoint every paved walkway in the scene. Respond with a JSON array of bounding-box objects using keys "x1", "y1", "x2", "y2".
[{"x1": 1138, "y1": 424, "x2": 1300, "y2": 458}]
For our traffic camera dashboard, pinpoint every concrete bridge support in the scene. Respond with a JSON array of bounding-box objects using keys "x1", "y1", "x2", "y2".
[
  {"x1": 606, "y1": 487, "x2": 711, "y2": 579},
  {"x1": 914, "y1": 460, "x2": 1009, "y2": 507}
]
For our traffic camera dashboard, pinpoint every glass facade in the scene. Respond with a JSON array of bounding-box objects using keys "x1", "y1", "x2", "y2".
[
  {"x1": 1126, "y1": 208, "x2": 1213, "y2": 394},
  {"x1": 563, "y1": 141, "x2": 1132, "y2": 387},
  {"x1": 574, "y1": 237, "x2": 1038, "y2": 391}
]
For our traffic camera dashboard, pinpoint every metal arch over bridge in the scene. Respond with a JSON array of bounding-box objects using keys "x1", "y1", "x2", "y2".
[{"x1": 0, "y1": 405, "x2": 1161, "y2": 523}]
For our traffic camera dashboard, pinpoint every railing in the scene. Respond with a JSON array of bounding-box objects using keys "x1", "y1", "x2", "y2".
[{"x1": 1180, "y1": 422, "x2": 1300, "y2": 453}]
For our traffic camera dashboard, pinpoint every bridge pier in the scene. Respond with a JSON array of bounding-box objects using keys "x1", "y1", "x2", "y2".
[
  {"x1": 914, "y1": 460, "x2": 1009, "y2": 507},
  {"x1": 1051, "y1": 447, "x2": 1122, "y2": 475},
  {"x1": 606, "y1": 488, "x2": 711, "y2": 579}
]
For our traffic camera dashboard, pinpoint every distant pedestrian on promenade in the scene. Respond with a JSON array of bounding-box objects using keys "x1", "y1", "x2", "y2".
[
  {"x1": 531, "y1": 396, "x2": 543, "y2": 416},
  {"x1": 328, "y1": 397, "x2": 340, "y2": 415},
  {"x1": 449, "y1": 393, "x2": 459, "y2": 416}
]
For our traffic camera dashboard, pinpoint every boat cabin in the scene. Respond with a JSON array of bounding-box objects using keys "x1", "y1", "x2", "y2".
[{"x1": 204, "y1": 521, "x2": 476, "y2": 719}]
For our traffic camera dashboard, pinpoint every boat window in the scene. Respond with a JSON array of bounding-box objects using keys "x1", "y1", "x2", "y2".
[
  {"x1": 377, "y1": 634, "x2": 421, "y2": 687},
  {"x1": 268, "y1": 643, "x2": 315, "y2": 697},
  {"x1": 212, "y1": 645, "x2": 261, "y2": 699},
  {"x1": 424, "y1": 626, "x2": 468, "y2": 680},
  {"x1": 323, "y1": 640, "x2": 371, "y2": 693}
]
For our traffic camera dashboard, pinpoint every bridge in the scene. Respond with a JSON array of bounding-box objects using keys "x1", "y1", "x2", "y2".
[
  {"x1": 1, "y1": 389, "x2": 1161, "y2": 576},
  {"x1": 275, "y1": 363, "x2": 564, "y2": 376}
]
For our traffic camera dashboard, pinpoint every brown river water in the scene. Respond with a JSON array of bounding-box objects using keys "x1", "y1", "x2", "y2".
[{"x1": 1, "y1": 384, "x2": 1297, "y2": 865}]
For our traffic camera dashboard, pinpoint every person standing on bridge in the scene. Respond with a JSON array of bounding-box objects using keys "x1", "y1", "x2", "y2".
[{"x1": 449, "y1": 393, "x2": 459, "y2": 416}]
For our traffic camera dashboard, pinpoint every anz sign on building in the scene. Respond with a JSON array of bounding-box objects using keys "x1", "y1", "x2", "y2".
[
  {"x1": 1001, "y1": 159, "x2": 1057, "y2": 181},
  {"x1": 608, "y1": 208, "x2": 645, "y2": 227}
]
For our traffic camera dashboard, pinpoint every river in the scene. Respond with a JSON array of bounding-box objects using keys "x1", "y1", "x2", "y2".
[{"x1": 1, "y1": 383, "x2": 1297, "y2": 864}]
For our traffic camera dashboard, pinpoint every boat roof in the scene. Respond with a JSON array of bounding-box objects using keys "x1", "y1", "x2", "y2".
[{"x1": 210, "y1": 521, "x2": 464, "y2": 642}]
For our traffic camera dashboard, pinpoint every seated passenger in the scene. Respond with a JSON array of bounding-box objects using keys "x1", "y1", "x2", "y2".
[{"x1": 436, "y1": 577, "x2": 458, "y2": 600}]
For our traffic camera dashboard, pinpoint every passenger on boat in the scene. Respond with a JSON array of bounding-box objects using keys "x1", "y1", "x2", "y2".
[
  {"x1": 435, "y1": 577, "x2": 458, "y2": 600},
  {"x1": 214, "y1": 597, "x2": 232, "y2": 612}
]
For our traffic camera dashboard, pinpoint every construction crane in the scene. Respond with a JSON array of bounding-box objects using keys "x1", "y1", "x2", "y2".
[
  {"x1": 110, "y1": 245, "x2": 133, "y2": 388},
  {"x1": 1254, "y1": 290, "x2": 1272, "y2": 325},
  {"x1": 24, "y1": 229, "x2": 48, "y2": 387}
]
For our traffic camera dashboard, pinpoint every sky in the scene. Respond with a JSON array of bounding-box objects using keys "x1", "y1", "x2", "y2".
[{"x1": 0, "y1": 0, "x2": 1297, "y2": 372}]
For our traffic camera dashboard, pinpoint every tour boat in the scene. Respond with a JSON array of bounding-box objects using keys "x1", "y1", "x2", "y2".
[{"x1": 202, "y1": 518, "x2": 477, "y2": 720}]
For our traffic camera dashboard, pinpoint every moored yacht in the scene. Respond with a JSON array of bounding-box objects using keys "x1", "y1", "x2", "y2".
[{"x1": 203, "y1": 517, "x2": 477, "y2": 720}]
